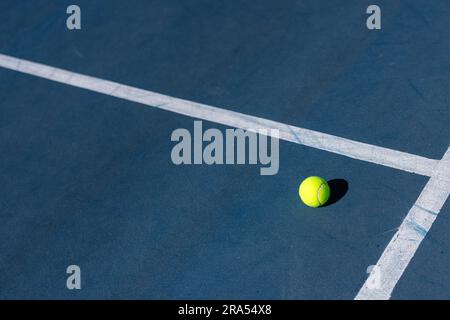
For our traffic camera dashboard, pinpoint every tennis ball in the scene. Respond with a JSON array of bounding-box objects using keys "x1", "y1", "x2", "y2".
[{"x1": 299, "y1": 176, "x2": 330, "y2": 207}]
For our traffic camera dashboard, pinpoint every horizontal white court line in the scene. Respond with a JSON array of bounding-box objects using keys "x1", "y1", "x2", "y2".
[
  {"x1": 0, "y1": 53, "x2": 439, "y2": 176},
  {"x1": 356, "y1": 147, "x2": 450, "y2": 300}
]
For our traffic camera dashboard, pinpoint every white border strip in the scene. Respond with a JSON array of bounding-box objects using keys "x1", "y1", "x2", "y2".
[
  {"x1": 0, "y1": 53, "x2": 438, "y2": 177},
  {"x1": 356, "y1": 147, "x2": 450, "y2": 300}
]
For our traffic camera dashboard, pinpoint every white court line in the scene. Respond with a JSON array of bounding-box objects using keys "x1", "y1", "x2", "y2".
[
  {"x1": 0, "y1": 53, "x2": 449, "y2": 299},
  {"x1": 356, "y1": 147, "x2": 450, "y2": 300},
  {"x1": 0, "y1": 53, "x2": 438, "y2": 177}
]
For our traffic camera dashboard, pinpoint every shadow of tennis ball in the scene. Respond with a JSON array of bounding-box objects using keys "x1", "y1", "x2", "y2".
[{"x1": 323, "y1": 179, "x2": 348, "y2": 207}]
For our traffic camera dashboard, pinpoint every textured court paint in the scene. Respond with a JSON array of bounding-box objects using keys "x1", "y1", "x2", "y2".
[
  {"x1": 0, "y1": 53, "x2": 438, "y2": 177},
  {"x1": 356, "y1": 147, "x2": 450, "y2": 300}
]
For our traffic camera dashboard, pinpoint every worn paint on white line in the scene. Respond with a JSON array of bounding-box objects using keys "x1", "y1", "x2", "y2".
[
  {"x1": 0, "y1": 53, "x2": 439, "y2": 177},
  {"x1": 356, "y1": 147, "x2": 450, "y2": 300}
]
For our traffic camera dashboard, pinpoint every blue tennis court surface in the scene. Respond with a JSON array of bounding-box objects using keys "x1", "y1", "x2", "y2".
[{"x1": 0, "y1": 0, "x2": 449, "y2": 299}]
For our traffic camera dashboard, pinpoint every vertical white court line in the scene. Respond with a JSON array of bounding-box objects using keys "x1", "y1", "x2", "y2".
[{"x1": 356, "y1": 147, "x2": 450, "y2": 300}]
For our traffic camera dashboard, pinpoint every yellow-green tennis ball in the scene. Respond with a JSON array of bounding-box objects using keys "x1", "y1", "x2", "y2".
[{"x1": 299, "y1": 176, "x2": 330, "y2": 207}]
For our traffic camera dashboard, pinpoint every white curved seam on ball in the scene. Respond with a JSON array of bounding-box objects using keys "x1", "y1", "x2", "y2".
[{"x1": 317, "y1": 183, "x2": 326, "y2": 205}]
